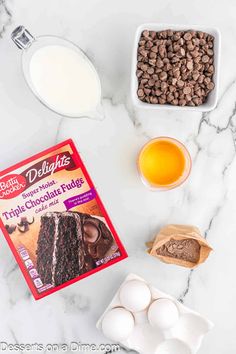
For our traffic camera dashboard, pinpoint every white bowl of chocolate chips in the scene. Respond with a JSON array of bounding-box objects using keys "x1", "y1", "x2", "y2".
[{"x1": 131, "y1": 23, "x2": 221, "y2": 111}]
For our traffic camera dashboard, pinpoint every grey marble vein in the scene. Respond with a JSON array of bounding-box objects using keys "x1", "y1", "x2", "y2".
[
  {"x1": 204, "y1": 198, "x2": 226, "y2": 239},
  {"x1": 9, "y1": 329, "x2": 24, "y2": 354},
  {"x1": 3, "y1": 261, "x2": 18, "y2": 278},
  {"x1": 189, "y1": 79, "x2": 236, "y2": 181},
  {"x1": 199, "y1": 102, "x2": 236, "y2": 134},
  {"x1": 178, "y1": 269, "x2": 194, "y2": 303},
  {"x1": 0, "y1": 0, "x2": 12, "y2": 37}
]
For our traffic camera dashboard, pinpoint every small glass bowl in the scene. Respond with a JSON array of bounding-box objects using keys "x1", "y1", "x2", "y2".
[{"x1": 137, "y1": 137, "x2": 192, "y2": 191}]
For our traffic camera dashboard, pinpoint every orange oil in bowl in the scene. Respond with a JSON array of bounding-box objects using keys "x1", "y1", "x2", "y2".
[{"x1": 138, "y1": 137, "x2": 191, "y2": 190}]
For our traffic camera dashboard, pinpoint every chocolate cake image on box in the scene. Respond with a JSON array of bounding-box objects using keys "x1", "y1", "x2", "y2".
[{"x1": 36, "y1": 211, "x2": 117, "y2": 287}]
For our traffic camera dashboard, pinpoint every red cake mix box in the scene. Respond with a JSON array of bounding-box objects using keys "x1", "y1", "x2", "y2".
[{"x1": 0, "y1": 139, "x2": 127, "y2": 299}]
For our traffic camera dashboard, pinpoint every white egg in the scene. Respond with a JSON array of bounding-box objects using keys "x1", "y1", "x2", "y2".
[
  {"x1": 148, "y1": 298, "x2": 179, "y2": 330},
  {"x1": 119, "y1": 280, "x2": 152, "y2": 312},
  {"x1": 101, "y1": 307, "x2": 134, "y2": 341}
]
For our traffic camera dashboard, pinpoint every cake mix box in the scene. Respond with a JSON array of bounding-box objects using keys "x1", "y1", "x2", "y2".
[{"x1": 0, "y1": 139, "x2": 127, "y2": 299}]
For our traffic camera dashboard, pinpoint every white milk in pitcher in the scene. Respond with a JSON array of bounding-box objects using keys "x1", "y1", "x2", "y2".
[{"x1": 29, "y1": 45, "x2": 101, "y2": 117}]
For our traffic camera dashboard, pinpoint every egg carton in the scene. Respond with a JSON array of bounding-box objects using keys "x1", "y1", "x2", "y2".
[{"x1": 96, "y1": 274, "x2": 213, "y2": 354}]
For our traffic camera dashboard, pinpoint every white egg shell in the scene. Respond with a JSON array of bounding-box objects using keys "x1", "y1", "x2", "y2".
[
  {"x1": 148, "y1": 298, "x2": 179, "y2": 330},
  {"x1": 119, "y1": 280, "x2": 152, "y2": 312},
  {"x1": 101, "y1": 307, "x2": 134, "y2": 341}
]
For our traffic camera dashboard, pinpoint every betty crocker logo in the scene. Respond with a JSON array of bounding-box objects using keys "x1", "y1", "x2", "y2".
[
  {"x1": 0, "y1": 174, "x2": 26, "y2": 200},
  {"x1": 0, "y1": 152, "x2": 76, "y2": 200}
]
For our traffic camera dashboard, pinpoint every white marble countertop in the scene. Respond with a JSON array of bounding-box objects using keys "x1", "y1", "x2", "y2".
[{"x1": 0, "y1": 0, "x2": 235, "y2": 353}]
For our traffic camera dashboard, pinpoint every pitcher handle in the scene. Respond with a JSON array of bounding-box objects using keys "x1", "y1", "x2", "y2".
[{"x1": 11, "y1": 26, "x2": 35, "y2": 50}]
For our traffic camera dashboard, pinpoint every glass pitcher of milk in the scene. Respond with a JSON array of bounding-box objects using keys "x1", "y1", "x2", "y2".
[{"x1": 11, "y1": 26, "x2": 103, "y2": 119}]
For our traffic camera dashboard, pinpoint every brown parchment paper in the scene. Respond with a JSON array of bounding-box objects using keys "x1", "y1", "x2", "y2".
[{"x1": 146, "y1": 224, "x2": 213, "y2": 269}]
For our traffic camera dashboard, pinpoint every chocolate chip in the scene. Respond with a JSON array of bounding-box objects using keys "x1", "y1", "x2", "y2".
[
  {"x1": 137, "y1": 88, "x2": 144, "y2": 97},
  {"x1": 177, "y1": 80, "x2": 185, "y2": 88},
  {"x1": 173, "y1": 44, "x2": 180, "y2": 52},
  {"x1": 191, "y1": 49, "x2": 199, "y2": 58},
  {"x1": 148, "y1": 79, "x2": 155, "y2": 86},
  {"x1": 167, "y1": 93, "x2": 174, "y2": 102},
  {"x1": 193, "y1": 97, "x2": 200, "y2": 105},
  {"x1": 208, "y1": 65, "x2": 214, "y2": 73},
  {"x1": 143, "y1": 30, "x2": 150, "y2": 38},
  {"x1": 159, "y1": 44, "x2": 166, "y2": 58},
  {"x1": 184, "y1": 32, "x2": 192, "y2": 41},
  {"x1": 173, "y1": 32, "x2": 181, "y2": 41},
  {"x1": 198, "y1": 75, "x2": 205, "y2": 84},
  {"x1": 172, "y1": 99, "x2": 179, "y2": 105},
  {"x1": 183, "y1": 86, "x2": 191, "y2": 95},
  {"x1": 172, "y1": 68, "x2": 179, "y2": 78},
  {"x1": 192, "y1": 71, "x2": 200, "y2": 81},
  {"x1": 147, "y1": 67, "x2": 155, "y2": 75},
  {"x1": 149, "y1": 50, "x2": 157, "y2": 58},
  {"x1": 149, "y1": 59, "x2": 156, "y2": 66},
  {"x1": 151, "y1": 46, "x2": 158, "y2": 53},
  {"x1": 187, "y1": 100, "x2": 195, "y2": 106},
  {"x1": 179, "y1": 99, "x2": 187, "y2": 106},
  {"x1": 204, "y1": 77, "x2": 211, "y2": 85},
  {"x1": 207, "y1": 82, "x2": 215, "y2": 90},
  {"x1": 155, "y1": 89, "x2": 162, "y2": 96},
  {"x1": 144, "y1": 88, "x2": 151, "y2": 95},
  {"x1": 159, "y1": 97, "x2": 166, "y2": 104},
  {"x1": 169, "y1": 85, "x2": 176, "y2": 93},
  {"x1": 156, "y1": 59, "x2": 164, "y2": 68},
  {"x1": 185, "y1": 94, "x2": 192, "y2": 102},
  {"x1": 141, "y1": 64, "x2": 148, "y2": 71},
  {"x1": 150, "y1": 96, "x2": 158, "y2": 103},
  {"x1": 187, "y1": 60, "x2": 193, "y2": 70},
  {"x1": 187, "y1": 42, "x2": 194, "y2": 51},
  {"x1": 140, "y1": 78, "x2": 148, "y2": 85},
  {"x1": 139, "y1": 49, "x2": 148, "y2": 57},
  {"x1": 150, "y1": 31, "x2": 157, "y2": 39},
  {"x1": 207, "y1": 49, "x2": 214, "y2": 56},
  {"x1": 161, "y1": 82, "x2": 168, "y2": 91},
  {"x1": 159, "y1": 71, "x2": 168, "y2": 81},
  {"x1": 172, "y1": 78, "x2": 178, "y2": 85},
  {"x1": 178, "y1": 48, "x2": 186, "y2": 57},
  {"x1": 202, "y1": 55, "x2": 210, "y2": 63},
  {"x1": 155, "y1": 80, "x2": 161, "y2": 88},
  {"x1": 146, "y1": 40, "x2": 153, "y2": 48}
]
